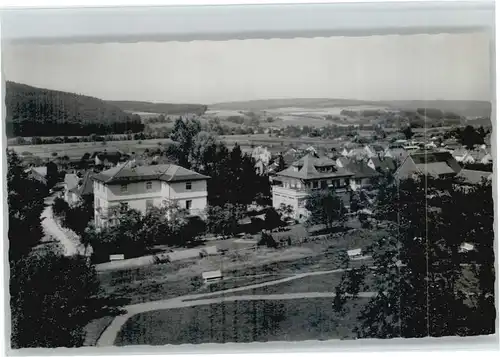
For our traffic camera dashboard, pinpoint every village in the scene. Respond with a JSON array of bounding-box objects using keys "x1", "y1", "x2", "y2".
[
  {"x1": 4, "y1": 17, "x2": 496, "y2": 348},
  {"x1": 5, "y1": 114, "x2": 491, "y2": 346}
]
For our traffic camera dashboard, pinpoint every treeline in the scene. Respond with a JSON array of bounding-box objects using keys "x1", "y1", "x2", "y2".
[
  {"x1": 5, "y1": 81, "x2": 144, "y2": 137},
  {"x1": 108, "y1": 100, "x2": 208, "y2": 116}
]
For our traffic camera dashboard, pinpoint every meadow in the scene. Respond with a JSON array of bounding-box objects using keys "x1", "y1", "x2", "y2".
[{"x1": 8, "y1": 138, "x2": 174, "y2": 160}]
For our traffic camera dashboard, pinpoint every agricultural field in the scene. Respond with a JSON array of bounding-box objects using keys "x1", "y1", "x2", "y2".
[{"x1": 8, "y1": 138, "x2": 174, "y2": 160}]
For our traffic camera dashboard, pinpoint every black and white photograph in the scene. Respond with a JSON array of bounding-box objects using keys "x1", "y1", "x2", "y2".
[{"x1": 0, "y1": 0, "x2": 497, "y2": 352}]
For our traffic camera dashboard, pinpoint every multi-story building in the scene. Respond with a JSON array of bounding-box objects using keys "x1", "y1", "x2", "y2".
[
  {"x1": 271, "y1": 154, "x2": 353, "y2": 221},
  {"x1": 93, "y1": 161, "x2": 209, "y2": 228}
]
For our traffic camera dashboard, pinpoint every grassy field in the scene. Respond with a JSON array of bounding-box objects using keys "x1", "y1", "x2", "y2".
[
  {"x1": 187, "y1": 271, "x2": 375, "y2": 301},
  {"x1": 97, "y1": 228, "x2": 382, "y2": 305},
  {"x1": 115, "y1": 298, "x2": 369, "y2": 345},
  {"x1": 8, "y1": 138, "x2": 174, "y2": 160}
]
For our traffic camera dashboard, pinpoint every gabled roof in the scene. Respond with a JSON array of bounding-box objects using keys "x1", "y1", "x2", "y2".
[
  {"x1": 291, "y1": 154, "x2": 336, "y2": 168},
  {"x1": 336, "y1": 156, "x2": 350, "y2": 167},
  {"x1": 416, "y1": 162, "x2": 456, "y2": 176},
  {"x1": 344, "y1": 160, "x2": 380, "y2": 179},
  {"x1": 456, "y1": 169, "x2": 492, "y2": 185},
  {"x1": 76, "y1": 171, "x2": 95, "y2": 196},
  {"x1": 29, "y1": 166, "x2": 47, "y2": 177},
  {"x1": 410, "y1": 151, "x2": 462, "y2": 174},
  {"x1": 93, "y1": 162, "x2": 210, "y2": 184},
  {"x1": 370, "y1": 157, "x2": 396, "y2": 172}
]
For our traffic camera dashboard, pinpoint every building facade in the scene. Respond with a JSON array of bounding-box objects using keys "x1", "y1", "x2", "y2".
[
  {"x1": 271, "y1": 154, "x2": 353, "y2": 221},
  {"x1": 93, "y1": 162, "x2": 209, "y2": 228}
]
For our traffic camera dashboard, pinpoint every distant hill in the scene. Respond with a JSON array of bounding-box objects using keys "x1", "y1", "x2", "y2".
[
  {"x1": 210, "y1": 98, "x2": 379, "y2": 111},
  {"x1": 211, "y1": 98, "x2": 491, "y2": 119},
  {"x1": 383, "y1": 100, "x2": 492, "y2": 118},
  {"x1": 109, "y1": 100, "x2": 208, "y2": 116},
  {"x1": 5, "y1": 81, "x2": 144, "y2": 137}
]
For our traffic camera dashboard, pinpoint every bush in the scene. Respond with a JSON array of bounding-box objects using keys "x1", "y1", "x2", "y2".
[{"x1": 258, "y1": 231, "x2": 278, "y2": 248}]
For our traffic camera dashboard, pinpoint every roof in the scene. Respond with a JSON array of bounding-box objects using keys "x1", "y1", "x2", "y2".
[
  {"x1": 456, "y1": 169, "x2": 492, "y2": 185},
  {"x1": 30, "y1": 166, "x2": 47, "y2": 177},
  {"x1": 76, "y1": 171, "x2": 95, "y2": 196},
  {"x1": 370, "y1": 157, "x2": 396, "y2": 172},
  {"x1": 276, "y1": 154, "x2": 353, "y2": 180},
  {"x1": 64, "y1": 173, "x2": 79, "y2": 192},
  {"x1": 93, "y1": 162, "x2": 210, "y2": 184},
  {"x1": 452, "y1": 148, "x2": 469, "y2": 157},
  {"x1": 410, "y1": 151, "x2": 462, "y2": 174},
  {"x1": 336, "y1": 156, "x2": 350, "y2": 167},
  {"x1": 416, "y1": 162, "x2": 456, "y2": 176},
  {"x1": 344, "y1": 160, "x2": 380, "y2": 179}
]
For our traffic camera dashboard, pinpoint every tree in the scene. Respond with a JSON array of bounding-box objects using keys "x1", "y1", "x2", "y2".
[
  {"x1": 46, "y1": 161, "x2": 59, "y2": 189},
  {"x1": 333, "y1": 176, "x2": 495, "y2": 338},
  {"x1": 7, "y1": 150, "x2": 47, "y2": 262},
  {"x1": 401, "y1": 126, "x2": 414, "y2": 140},
  {"x1": 264, "y1": 207, "x2": 283, "y2": 230},
  {"x1": 206, "y1": 203, "x2": 245, "y2": 238},
  {"x1": 170, "y1": 117, "x2": 202, "y2": 168},
  {"x1": 52, "y1": 197, "x2": 70, "y2": 218},
  {"x1": 277, "y1": 203, "x2": 294, "y2": 220},
  {"x1": 189, "y1": 131, "x2": 218, "y2": 172},
  {"x1": 10, "y1": 250, "x2": 108, "y2": 348},
  {"x1": 276, "y1": 154, "x2": 286, "y2": 172},
  {"x1": 305, "y1": 190, "x2": 347, "y2": 230}
]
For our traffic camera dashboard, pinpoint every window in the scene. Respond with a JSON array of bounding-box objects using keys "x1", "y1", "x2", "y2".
[
  {"x1": 185, "y1": 181, "x2": 192, "y2": 190},
  {"x1": 186, "y1": 200, "x2": 192, "y2": 210},
  {"x1": 146, "y1": 200, "x2": 154, "y2": 210},
  {"x1": 120, "y1": 184, "x2": 128, "y2": 193},
  {"x1": 312, "y1": 181, "x2": 319, "y2": 189},
  {"x1": 120, "y1": 202, "x2": 129, "y2": 212},
  {"x1": 146, "y1": 181, "x2": 152, "y2": 191}
]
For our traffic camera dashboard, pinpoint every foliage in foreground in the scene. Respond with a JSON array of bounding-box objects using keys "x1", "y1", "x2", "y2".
[{"x1": 333, "y1": 176, "x2": 495, "y2": 338}]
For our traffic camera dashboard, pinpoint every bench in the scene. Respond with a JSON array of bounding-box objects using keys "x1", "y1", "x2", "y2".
[
  {"x1": 459, "y1": 242, "x2": 475, "y2": 253},
  {"x1": 109, "y1": 254, "x2": 125, "y2": 261},
  {"x1": 202, "y1": 270, "x2": 223, "y2": 284},
  {"x1": 199, "y1": 246, "x2": 219, "y2": 258},
  {"x1": 347, "y1": 248, "x2": 362, "y2": 260}
]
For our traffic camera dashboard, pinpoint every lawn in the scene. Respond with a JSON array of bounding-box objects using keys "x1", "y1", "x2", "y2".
[
  {"x1": 187, "y1": 271, "x2": 375, "y2": 301},
  {"x1": 115, "y1": 298, "x2": 369, "y2": 345},
  {"x1": 97, "y1": 228, "x2": 382, "y2": 305}
]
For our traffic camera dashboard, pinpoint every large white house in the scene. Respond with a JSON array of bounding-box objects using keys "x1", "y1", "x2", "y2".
[
  {"x1": 92, "y1": 161, "x2": 210, "y2": 228},
  {"x1": 271, "y1": 154, "x2": 353, "y2": 221}
]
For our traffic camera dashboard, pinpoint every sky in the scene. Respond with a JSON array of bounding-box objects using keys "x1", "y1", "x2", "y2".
[{"x1": 2, "y1": 32, "x2": 492, "y2": 104}]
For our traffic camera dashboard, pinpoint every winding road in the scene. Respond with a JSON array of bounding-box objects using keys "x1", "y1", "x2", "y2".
[
  {"x1": 41, "y1": 194, "x2": 85, "y2": 256},
  {"x1": 97, "y1": 264, "x2": 376, "y2": 347}
]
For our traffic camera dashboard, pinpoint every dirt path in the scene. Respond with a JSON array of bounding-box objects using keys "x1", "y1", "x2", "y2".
[
  {"x1": 96, "y1": 263, "x2": 374, "y2": 347},
  {"x1": 41, "y1": 195, "x2": 84, "y2": 256}
]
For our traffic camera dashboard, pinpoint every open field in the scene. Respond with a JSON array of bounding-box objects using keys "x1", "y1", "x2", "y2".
[
  {"x1": 115, "y1": 297, "x2": 368, "y2": 345},
  {"x1": 8, "y1": 138, "x2": 174, "y2": 160},
  {"x1": 187, "y1": 271, "x2": 375, "y2": 301},
  {"x1": 97, "y1": 227, "x2": 383, "y2": 305}
]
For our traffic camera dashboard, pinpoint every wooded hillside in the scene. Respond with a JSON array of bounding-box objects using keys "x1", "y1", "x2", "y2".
[{"x1": 5, "y1": 82, "x2": 144, "y2": 137}]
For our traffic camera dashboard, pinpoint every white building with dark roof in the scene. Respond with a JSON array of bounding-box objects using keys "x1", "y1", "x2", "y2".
[
  {"x1": 92, "y1": 161, "x2": 209, "y2": 228},
  {"x1": 271, "y1": 154, "x2": 353, "y2": 220}
]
